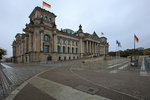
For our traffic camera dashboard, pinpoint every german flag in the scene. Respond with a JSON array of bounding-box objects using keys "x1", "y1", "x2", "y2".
[
  {"x1": 134, "y1": 34, "x2": 139, "y2": 42},
  {"x1": 101, "y1": 32, "x2": 104, "y2": 35},
  {"x1": 43, "y1": 1, "x2": 51, "y2": 8}
]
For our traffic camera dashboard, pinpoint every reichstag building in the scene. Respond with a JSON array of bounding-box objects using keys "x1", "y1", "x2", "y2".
[{"x1": 12, "y1": 7, "x2": 109, "y2": 63}]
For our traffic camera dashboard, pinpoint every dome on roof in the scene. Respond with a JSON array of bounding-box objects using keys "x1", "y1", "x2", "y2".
[{"x1": 62, "y1": 29, "x2": 74, "y2": 34}]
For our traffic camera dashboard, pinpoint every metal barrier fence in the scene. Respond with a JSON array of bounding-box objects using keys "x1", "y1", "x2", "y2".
[{"x1": 144, "y1": 57, "x2": 150, "y2": 70}]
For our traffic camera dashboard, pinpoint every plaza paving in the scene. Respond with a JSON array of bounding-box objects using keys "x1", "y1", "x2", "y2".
[{"x1": 1, "y1": 57, "x2": 150, "y2": 100}]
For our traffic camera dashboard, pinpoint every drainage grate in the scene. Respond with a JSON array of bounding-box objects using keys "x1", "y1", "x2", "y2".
[{"x1": 75, "y1": 85, "x2": 99, "y2": 95}]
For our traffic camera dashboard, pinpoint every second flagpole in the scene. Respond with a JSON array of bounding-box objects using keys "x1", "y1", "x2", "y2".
[{"x1": 134, "y1": 34, "x2": 135, "y2": 50}]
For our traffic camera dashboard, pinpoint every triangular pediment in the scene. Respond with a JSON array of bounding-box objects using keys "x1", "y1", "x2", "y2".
[{"x1": 92, "y1": 32, "x2": 99, "y2": 39}]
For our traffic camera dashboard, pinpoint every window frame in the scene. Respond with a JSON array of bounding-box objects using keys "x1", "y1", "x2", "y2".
[
  {"x1": 63, "y1": 46, "x2": 65, "y2": 54},
  {"x1": 57, "y1": 38, "x2": 60, "y2": 44},
  {"x1": 43, "y1": 35, "x2": 50, "y2": 41},
  {"x1": 68, "y1": 40, "x2": 70, "y2": 45},
  {"x1": 72, "y1": 47, "x2": 74, "y2": 53},
  {"x1": 67, "y1": 47, "x2": 70, "y2": 54},
  {"x1": 63, "y1": 39, "x2": 65, "y2": 44},
  {"x1": 44, "y1": 45, "x2": 49, "y2": 53},
  {"x1": 57, "y1": 46, "x2": 60, "y2": 53},
  {"x1": 76, "y1": 48, "x2": 78, "y2": 54},
  {"x1": 72, "y1": 41, "x2": 74, "y2": 46},
  {"x1": 45, "y1": 16, "x2": 48, "y2": 20}
]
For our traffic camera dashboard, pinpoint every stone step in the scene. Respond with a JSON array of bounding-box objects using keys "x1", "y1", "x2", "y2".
[{"x1": 0, "y1": 70, "x2": 13, "y2": 97}]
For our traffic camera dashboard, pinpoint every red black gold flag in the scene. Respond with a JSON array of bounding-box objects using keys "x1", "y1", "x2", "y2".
[
  {"x1": 43, "y1": 1, "x2": 51, "y2": 8},
  {"x1": 134, "y1": 34, "x2": 139, "y2": 42}
]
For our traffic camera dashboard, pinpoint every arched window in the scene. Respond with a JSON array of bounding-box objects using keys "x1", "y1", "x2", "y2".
[
  {"x1": 49, "y1": 18, "x2": 52, "y2": 23},
  {"x1": 72, "y1": 47, "x2": 74, "y2": 53},
  {"x1": 63, "y1": 46, "x2": 65, "y2": 54},
  {"x1": 59, "y1": 56, "x2": 61, "y2": 60},
  {"x1": 40, "y1": 15, "x2": 43, "y2": 19},
  {"x1": 67, "y1": 47, "x2": 70, "y2": 54},
  {"x1": 45, "y1": 16, "x2": 48, "y2": 20},
  {"x1": 76, "y1": 48, "x2": 78, "y2": 54},
  {"x1": 47, "y1": 56, "x2": 52, "y2": 61},
  {"x1": 43, "y1": 35, "x2": 50, "y2": 41},
  {"x1": 64, "y1": 56, "x2": 66, "y2": 60},
  {"x1": 57, "y1": 46, "x2": 60, "y2": 53}
]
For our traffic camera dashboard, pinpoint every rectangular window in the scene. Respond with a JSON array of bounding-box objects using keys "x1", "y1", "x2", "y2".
[
  {"x1": 49, "y1": 18, "x2": 51, "y2": 23},
  {"x1": 57, "y1": 38, "x2": 60, "y2": 44},
  {"x1": 44, "y1": 45, "x2": 49, "y2": 53},
  {"x1": 57, "y1": 46, "x2": 60, "y2": 53},
  {"x1": 63, "y1": 46, "x2": 65, "y2": 54},
  {"x1": 72, "y1": 41, "x2": 74, "y2": 46},
  {"x1": 63, "y1": 40, "x2": 65, "y2": 44},
  {"x1": 72, "y1": 48, "x2": 74, "y2": 53},
  {"x1": 76, "y1": 48, "x2": 78, "y2": 54},
  {"x1": 68, "y1": 47, "x2": 70, "y2": 54},
  {"x1": 68, "y1": 40, "x2": 70, "y2": 45},
  {"x1": 76, "y1": 42, "x2": 78, "y2": 46}
]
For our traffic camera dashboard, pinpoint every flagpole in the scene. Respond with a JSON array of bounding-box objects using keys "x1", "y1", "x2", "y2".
[
  {"x1": 116, "y1": 41, "x2": 117, "y2": 64},
  {"x1": 134, "y1": 34, "x2": 135, "y2": 50},
  {"x1": 42, "y1": 1, "x2": 43, "y2": 9}
]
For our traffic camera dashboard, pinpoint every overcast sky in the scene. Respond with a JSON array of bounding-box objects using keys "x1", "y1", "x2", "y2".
[{"x1": 0, "y1": 0, "x2": 150, "y2": 57}]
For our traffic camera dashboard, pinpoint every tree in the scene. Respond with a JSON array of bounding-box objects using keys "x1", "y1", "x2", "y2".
[
  {"x1": 0, "y1": 48, "x2": 6, "y2": 60},
  {"x1": 108, "y1": 51, "x2": 116, "y2": 56},
  {"x1": 143, "y1": 48, "x2": 150, "y2": 55},
  {"x1": 109, "y1": 49, "x2": 144, "y2": 58}
]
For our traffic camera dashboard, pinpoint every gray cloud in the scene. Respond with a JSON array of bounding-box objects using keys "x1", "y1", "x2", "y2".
[{"x1": 0, "y1": 0, "x2": 150, "y2": 57}]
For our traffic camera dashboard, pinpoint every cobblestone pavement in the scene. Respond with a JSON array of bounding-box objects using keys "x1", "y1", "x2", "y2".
[
  {"x1": 0, "y1": 60, "x2": 83, "y2": 99},
  {"x1": 0, "y1": 63, "x2": 53, "y2": 99},
  {"x1": 2, "y1": 57, "x2": 150, "y2": 100}
]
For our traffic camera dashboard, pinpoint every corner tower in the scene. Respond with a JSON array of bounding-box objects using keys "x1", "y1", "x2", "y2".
[{"x1": 29, "y1": 6, "x2": 57, "y2": 28}]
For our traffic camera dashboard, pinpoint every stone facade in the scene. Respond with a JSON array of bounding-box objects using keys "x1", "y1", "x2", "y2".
[{"x1": 12, "y1": 7, "x2": 109, "y2": 63}]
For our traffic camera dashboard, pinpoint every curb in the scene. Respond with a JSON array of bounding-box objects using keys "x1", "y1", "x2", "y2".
[{"x1": 5, "y1": 67, "x2": 56, "y2": 100}]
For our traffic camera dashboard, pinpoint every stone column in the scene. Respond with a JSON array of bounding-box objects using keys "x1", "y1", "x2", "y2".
[
  {"x1": 53, "y1": 34, "x2": 57, "y2": 53},
  {"x1": 79, "y1": 37, "x2": 83, "y2": 58},
  {"x1": 94, "y1": 42, "x2": 95, "y2": 53},
  {"x1": 33, "y1": 32, "x2": 36, "y2": 52},
  {"x1": 91, "y1": 42, "x2": 93, "y2": 53},
  {"x1": 40, "y1": 32, "x2": 43, "y2": 51},
  {"x1": 74, "y1": 46, "x2": 76, "y2": 54},
  {"x1": 98, "y1": 44, "x2": 99, "y2": 54},
  {"x1": 65, "y1": 46, "x2": 67, "y2": 54},
  {"x1": 25, "y1": 36, "x2": 28, "y2": 53},
  {"x1": 22, "y1": 41, "x2": 24, "y2": 55},
  {"x1": 19, "y1": 43, "x2": 21, "y2": 56},
  {"x1": 92, "y1": 42, "x2": 94, "y2": 53},
  {"x1": 28, "y1": 34, "x2": 32, "y2": 52},
  {"x1": 89, "y1": 41, "x2": 91, "y2": 53},
  {"x1": 104, "y1": 45, "x2": 106, "y2": 55},
  {"x1": 86, "y1": 41, "x2": 88, "y2": 53},
  {"x1": 95, "y1": 43, "x2": 97, "y2": 53},
  {"x1": 95, "y1": 42, "x2": 96, "y2": 53},
  {"x1": 60, "y1": 46, "x2": 63, "y2": 53},
  {"x1": 95, "y1": 43, "x2": 97, "y2": 54}
]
